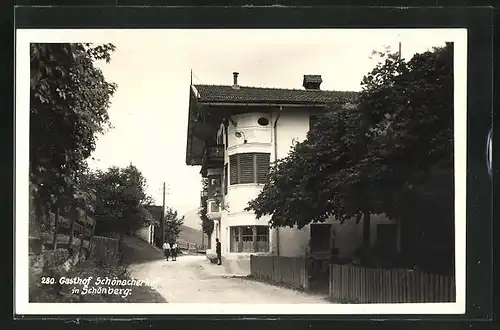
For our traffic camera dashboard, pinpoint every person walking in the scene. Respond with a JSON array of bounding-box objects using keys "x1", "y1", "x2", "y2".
[
  {"x1": 162, "y1": 241, "x2": 171, "y2": 261},
  {"x1": 216, "y1": 238, "x2": 222, "y2": 265},
  {"x1": 171, "y1": 241, "x2": 178, "y2": 261}
]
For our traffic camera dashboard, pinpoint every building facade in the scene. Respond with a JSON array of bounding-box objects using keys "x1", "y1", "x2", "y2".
[
  {"x1": 186, "y1": 73, "x2": 398, "y2": 274},
  {"x1": 135, "y1": 224, "x2": 154, "y2": 245}
]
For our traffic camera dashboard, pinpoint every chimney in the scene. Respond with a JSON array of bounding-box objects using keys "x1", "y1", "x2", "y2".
[
  {"x1": 303, "y1": 75, "x2": 322, "y2": 90},
  {"x1": 232, "y1": 72, "x2": 240, "y2": 89}
]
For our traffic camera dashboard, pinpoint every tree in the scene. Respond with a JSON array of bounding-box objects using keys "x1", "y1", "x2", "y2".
[
  {"x1": 362, "y1": 43, "x2": 454, "y2": 270},
  {"x1": 246, "y1": 104, "x2": 365, "y2": 229},
  {"x1": 30, "y1": 43, "x2": 117, "y2": 212},
  {"x1": 82, "y1": 164, "x2": 154, "y2": 238},
  {"x1": 246, "y1": 43, "x2": 454, "y2": 269},
  {"x1": 164, "y1": 208, "x2": 184, "y2": 244}
]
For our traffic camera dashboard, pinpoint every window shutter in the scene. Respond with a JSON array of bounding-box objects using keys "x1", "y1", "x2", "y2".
[
  {"x1": 229, "y1": 155, "x2": 238, "y2": 185},
  {"x1": 255, "y1": 153, "x2": 270, "y2": 183},
  {"x1": 239, "y1": 153, "x2": 254, "y2": 184}
]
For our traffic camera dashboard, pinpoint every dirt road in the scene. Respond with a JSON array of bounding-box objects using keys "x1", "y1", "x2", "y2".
[{"x1": 123, "y1": 235, "x2": 329, "y2": 303}]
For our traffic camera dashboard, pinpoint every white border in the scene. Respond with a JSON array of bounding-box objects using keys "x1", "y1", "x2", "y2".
[{"x1": 15, "y1": 28, "x2": 467, "y2": 315}]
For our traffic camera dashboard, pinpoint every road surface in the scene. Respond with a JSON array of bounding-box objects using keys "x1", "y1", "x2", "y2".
[{"x1": 123, "y1": 235, "x2": 329, "y2": 303}]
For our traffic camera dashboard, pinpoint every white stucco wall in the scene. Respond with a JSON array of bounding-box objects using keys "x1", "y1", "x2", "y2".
[
  {"x1": 278, "y1": 215, "x2": 400, "y2": 259},
  {"x1": 274, "y1": 109, "x2": 311, "y2": 159},
  {"x1": 210, "y1": 107, "x2": 400, "y2": 274},
  {"x1": 215, "y1": 109, "x2": 316, "y2": 263},
  {"x1": 135, "y1": 225, "x2": 153, "y2": 244}
]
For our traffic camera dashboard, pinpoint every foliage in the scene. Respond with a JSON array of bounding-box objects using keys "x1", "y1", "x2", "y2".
[
  {"x1": 30, "y1": 43, "x2": 117, "y2": 211},
  {"x1": 164, "y1": 207, "x2": 184, "y2": 244},
  {"x1": 246, "y1": 105, "x2": 368, "y2": 229},
  {"x1": 82, "y1": 164, "x2": 154, "y2": 237},
  {"x1": 199, "y1": 178, "x2": 214, "y2": 236},
  {"x1": 246, "y1": 43, "x2": 454, "y2": 250}
]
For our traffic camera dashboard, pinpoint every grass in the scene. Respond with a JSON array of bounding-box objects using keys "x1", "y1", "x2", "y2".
[{"x1": 30, "y1": 259, "x2": 167, "y2": 303}]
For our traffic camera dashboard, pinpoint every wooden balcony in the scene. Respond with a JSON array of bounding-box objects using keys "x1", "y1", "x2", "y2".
[
  {"x1": 200, "y1": 190, "x2": 208, "y2": 208},
  {"x1": 202, "y1": 145, "x2": 224, "y2": 170},
  {"x1": 206, "y1": 198, "x2": 222, "y2": 220}
]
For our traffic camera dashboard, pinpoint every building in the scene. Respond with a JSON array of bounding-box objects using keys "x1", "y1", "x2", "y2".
[
  {"x1": 135, "y1": 223, "x2": 155, "y2": 245},
  {"x1": 134, "y1": 205, "x2": 163, "y2": 247},
  {"x1": 185, "y1": 72, "x2": 399, "y2": 274}
]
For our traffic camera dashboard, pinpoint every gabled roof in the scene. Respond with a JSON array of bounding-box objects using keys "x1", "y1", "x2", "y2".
[{"x1": 193, "y1": 84, "x2": 358, "y2": 105}]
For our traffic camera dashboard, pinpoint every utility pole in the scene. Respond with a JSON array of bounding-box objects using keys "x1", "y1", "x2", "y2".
[
  {"x1": 398, "y1": 41, "x2": 402, "y2": 61},
  {"x1": 161, "y1": 182, "x2": 166, "y2": 243}
]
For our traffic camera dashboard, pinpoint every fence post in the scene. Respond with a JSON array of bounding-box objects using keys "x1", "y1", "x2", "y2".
[
  {"x1": 79, "y1": 216, "x2": 86, "y2": 261},
  {"x1": 341, "y1": 265, "x2": 346, "y2": 301},
  {"x1": 304, "y1": 257, "x2": 309, "y2": 291},
  {"x1": 384, "y1": 268, "x2": 389, "y2": 303},
  {"x1": 429, "y1": 273, "x2": 435, "y2": 303},
  {"x1": 68, "y1": 204, "x2": 76, "y2": 250},
  {"x1": 88, "y1": 219, "x2": 96, "y2": 258},
  {"x1": 250, "y1": 254, "x2": 254, "y2": 275},
  {"x1": 328, "y1": 263, "x2": 332, "y2": 299},
  {"x1": 388, "y1": 268, "x2": 394, "y2": 303},
  {"x1": 450, "y1": 275, "x2": 456, "y2": 302},
  {"x1": 370, "y1": 267, "x2": 375, "y2": 303},
  {"x1": 52, "y1": 205, "x2": 59, "y2": 250},
  {"x1": 347, "y1": 265, "x2": 352, "y2": 301}
]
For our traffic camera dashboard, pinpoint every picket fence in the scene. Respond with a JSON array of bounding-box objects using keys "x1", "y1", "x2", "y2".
[
  {"x1": 329, "y1": 264, "x2": 456, "y2": 303},
  {"x1": 250, "y1": 255, "x2": 308, "y2": 290}
]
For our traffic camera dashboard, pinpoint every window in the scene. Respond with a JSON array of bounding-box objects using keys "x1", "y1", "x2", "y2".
[
  {"x1": 230, "y1": 226, "x2": 269, "y2": 253},
  {"x1": 257, "y1": 117, "x2": 270, "y2": 126},
  {"x1": 229, "y1": 153, "x2": 270, "y2": 185},
  {"x1": 256, "y1": 226, "x2": 269, "y2": 252},
  {"x1": 309, "y1": 115, "x2": 321, "y2": 131},
  {"x1": 310, "y1": 224, "x2": 332, "y2": 253}
]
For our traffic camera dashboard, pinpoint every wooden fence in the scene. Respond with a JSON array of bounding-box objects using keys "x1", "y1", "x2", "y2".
[
  {"x1": 250, "y1": 255, "x2": 308, "y2": 290},
  {"x1": 329, "y1": 264, "x2": 456, "y2": 303},
  {"x1": 178, "y1": 241, "x2": 200, "y2": 252},
  {"x1": 30, "y1": 187, "x2": 96, "y2": 259},
  {"x1": 89, "y1": 236, "x2": 120, "y2": 265}
]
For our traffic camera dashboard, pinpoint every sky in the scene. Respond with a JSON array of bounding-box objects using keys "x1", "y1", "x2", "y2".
[{"x1": 48, "y1": 29, "x2": 457, "y2": 220}]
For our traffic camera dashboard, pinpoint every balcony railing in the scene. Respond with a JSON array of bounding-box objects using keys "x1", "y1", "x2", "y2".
[{"x1": 202, "y1": 144, "x2": 224, "y2": 170}]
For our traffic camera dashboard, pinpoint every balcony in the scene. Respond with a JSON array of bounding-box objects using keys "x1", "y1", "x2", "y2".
[
  {"x1": 206, "y1": 198, "x2": 222, "y2": 220},
  {"x1": 201, "y1": 145, "x2": 224, "y2": 174},
  {"x1": 200, "y1": 190, "x2": 208, "y2": 208}
]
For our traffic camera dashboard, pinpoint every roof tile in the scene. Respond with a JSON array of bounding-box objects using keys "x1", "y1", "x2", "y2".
[{"x1": 193, "y1": 84, "x2": 358, "y2": 105}]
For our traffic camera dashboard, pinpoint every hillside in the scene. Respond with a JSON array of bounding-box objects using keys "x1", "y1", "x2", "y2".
[
  {"x1": 181, "y1": 208, "x2": 202, "y2": 229},
  {"x1": 177, "y1": 225, "x2": 209, "y2": 249}
]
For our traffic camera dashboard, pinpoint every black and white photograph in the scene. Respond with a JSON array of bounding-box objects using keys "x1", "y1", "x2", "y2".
[{"x1": 16, "y1": 28, "x2": 466, "y2": 315}]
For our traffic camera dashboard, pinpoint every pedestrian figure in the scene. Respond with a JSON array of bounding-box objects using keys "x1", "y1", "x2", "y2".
[
  {"x1": 171, "y1": 242, "x2": 178, "y2": 261},
  {"x1": 162, "y1": 241, "x2": 171, "y2": 261},
  {"x1": 216, "y1": 238, "x2": 222, "y2": 265}
]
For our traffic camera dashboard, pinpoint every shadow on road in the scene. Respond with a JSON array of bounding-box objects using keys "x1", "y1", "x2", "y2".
[{"x1": 121, "y1": 235, "x2": 165, "y2": 265}]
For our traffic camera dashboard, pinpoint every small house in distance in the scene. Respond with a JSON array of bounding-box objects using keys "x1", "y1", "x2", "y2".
[
  {"x1": 185, "y1": 72, "x2": 399, "y2": 275},
  {"x1": 134, "y1": 205, "x2": 163, "y2": 247}
]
